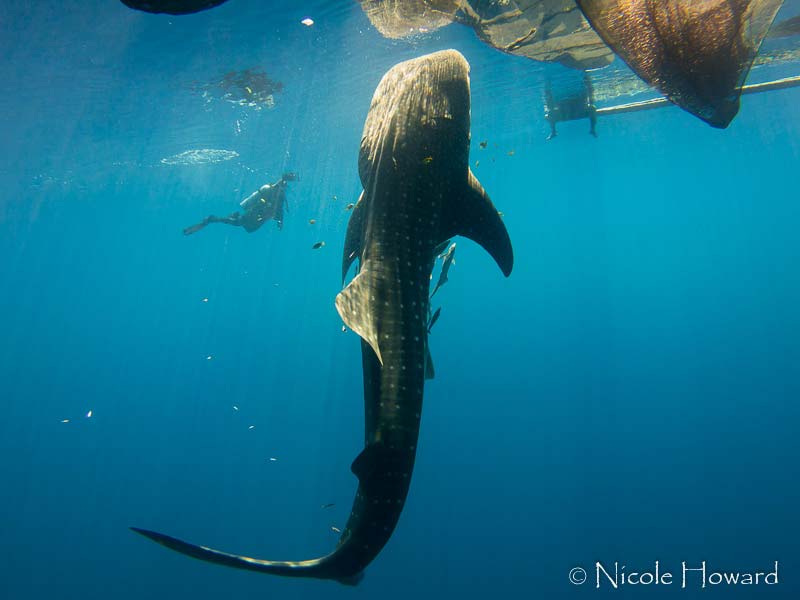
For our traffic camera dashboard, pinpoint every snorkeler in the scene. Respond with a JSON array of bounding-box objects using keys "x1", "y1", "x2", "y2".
[
  {"x1": 544, "y1": 73, "x2": 598, "y2": 139},
  {"x1": 183, "y1": 172, "x2": 297, "y2": 235}
]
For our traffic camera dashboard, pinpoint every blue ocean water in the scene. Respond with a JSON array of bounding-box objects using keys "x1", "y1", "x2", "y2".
[{"x1": 1, "y1": 1, "x2": 799, "y2": 598}]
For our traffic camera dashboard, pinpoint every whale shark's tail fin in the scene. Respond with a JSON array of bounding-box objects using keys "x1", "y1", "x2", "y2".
[{"x1": 129, "y1": 527, "x2": 364, "y2": 585}]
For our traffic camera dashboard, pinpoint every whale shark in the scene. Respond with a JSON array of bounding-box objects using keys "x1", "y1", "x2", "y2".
[{"x1": 131, "y1": 49, "x2": 512, "y2": 584}]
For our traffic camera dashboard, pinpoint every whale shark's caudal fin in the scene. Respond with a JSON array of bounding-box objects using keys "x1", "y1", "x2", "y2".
[
  {"x1": 129, "y1": 527, "x2": 364, "y2": 585},
  {"x1": 443, "y1": 170, "x2": 513, "y2": 277}
]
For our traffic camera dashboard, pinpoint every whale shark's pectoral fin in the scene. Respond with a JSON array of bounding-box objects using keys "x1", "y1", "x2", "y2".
[
  {"x1": 444, "y1": 169, "x2": 513, "y2": 277},
  {"x1": 342, "y1": 192, "x2": 366, "y2": 284},
  {"x1": 335, "y1": 271, "x2": 383, "y2": 364}
]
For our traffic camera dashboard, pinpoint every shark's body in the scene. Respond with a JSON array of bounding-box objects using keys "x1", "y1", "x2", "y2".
[{"x1": 132, "y1": 49, "x2": 512, "y2": 584}]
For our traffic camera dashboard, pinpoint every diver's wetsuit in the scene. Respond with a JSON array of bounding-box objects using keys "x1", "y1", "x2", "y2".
[{"x1": 183, "y1": 174, "x2": 294, "y2": 235}]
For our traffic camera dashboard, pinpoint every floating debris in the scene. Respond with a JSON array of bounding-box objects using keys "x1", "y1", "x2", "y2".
[
  {"x1": 479, "y1": 140, "x2": 487, "y2": 149},
  {"x1": 507, "y1": 150, "x2": 515, "y2": 156},
  {"x1": 345, "y1": 203, "x2": 355, "y2": 211},
  {"x1": 312, "y1": 241, "x2": 326, "y2": 250},
  {"x1": 422, "y1": 155, "x2": 433, "y2": 164},
  {"x1": 220, "y1": 70, "x2": 280, "y2": 107},
  {"x1": 498, "y1": 211, "x2": 505, "y2": 217},
  {"x1": 301, "y1": 17, "x2": 314, "y2": 26},
  {"x1": 161, "y1": 149, "x2": 239, "y2": 166},
  {"x1": 332, "y1": 195, "x2": 338, "y2": 201},
  {"x1": 322, "y1": 503, "x2": 336, "y2": 509},
  {"x1": 330, "y1": 526, "x2": 341, "y2": 533},
  {"x1": 191, "y1": 68, "x2": 283, "y2": 110}
]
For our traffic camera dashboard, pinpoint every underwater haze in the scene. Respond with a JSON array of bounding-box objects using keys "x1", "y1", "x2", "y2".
[{"x1": 1, "y1": 0, "x2": 799, "y2": 598}]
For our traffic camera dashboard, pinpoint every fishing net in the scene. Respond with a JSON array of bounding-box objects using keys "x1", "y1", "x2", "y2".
[{"x1": 576, "y1": 0, "x2": 784, "y2": 127}]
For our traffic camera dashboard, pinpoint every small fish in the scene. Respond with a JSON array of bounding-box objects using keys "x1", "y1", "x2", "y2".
[
  {"x1": 86, "y1": 410, "x2": 93, "y2": 418},
  {"x1": 332, "y1": 195, "x2": 338, "y2": 201},
  {"x1": 206, "y1": 355, "x2": 213, "y2": 360},
  {"x1": 321, "y1": 503, "x2": 336, "y2": 509},
  {"x1": 479, "y1": 140, "x2": 487, "y2": 149},
  {"x1": 248, "y1": 425, "x2": 255, "y2": 430},
  {"x1": 345, "y1": 203, "x2": 355, "y2": 211},
  {"x1": 309, "y1": 219, "x2": 316, "y2": 225},
  {"x1": 312, "y1": 241, "x2": 326, "y2": 250},
  {"x1": 233, "y1": 405, "x2": 239, "y2": 411},
  {"x1": 202, "y1": 297, "x2": 209, "y2": 303},
  {"x1": 431, "y1": 242, "x2": 456, "y2": 298},
  {"x1": 269, "y1": 457, "x2": 278, "y2": 462},
  {"x1": 497, "y1": 211, "x2": 505, "y2": 217},
  {"x1": 341, "y1": 325, "x2": 347, "y2": 332},
  {"x1": 475, "y1": 160, "x2": 480, "y2": 167},
  {"x1": 422, "y1": 156, "x2": 433, "y2": 164},
  {"x1": 428, "y1": 307, "x2": 442, "y2": 333},
  {"x1": 330, "y1": 526, "x2": 341, "y2": 533},
  {"x1": 301, "y1": 17, "x2": 314, "y2": 26},
  {"x1": 507, "y1": 150, "x2": 515, "y2": 156},
  {"x1": 61, "y1": 419, "x2": 70, "y2": 424},
  {"x1": 245, "y1": 86, "x2": 253, "y2": 94}
]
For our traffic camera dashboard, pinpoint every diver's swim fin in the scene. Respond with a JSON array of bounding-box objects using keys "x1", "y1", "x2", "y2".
[{"x1": 183, "y1": 222, "x2": 206, "y2": 236}]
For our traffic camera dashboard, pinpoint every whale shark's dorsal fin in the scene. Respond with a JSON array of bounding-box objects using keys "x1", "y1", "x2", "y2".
[
  {"x1": 443, "y1": 169, "x2": 513, "y2": 277},
  {"x1": 342, "y1": 191, "x2": 366, "y2": 284},
  {"x1": 351, "y1": 442, "x2": 390, "y2": 481},
  {"x1": 336, "y1": 270, "x2": 383, "y2": 364}
]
